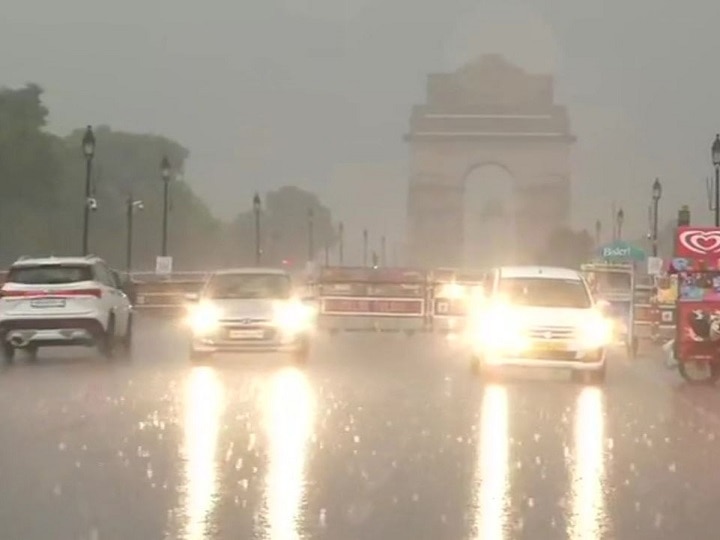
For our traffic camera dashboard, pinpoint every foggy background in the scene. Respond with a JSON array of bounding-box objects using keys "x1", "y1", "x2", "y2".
[{"x1": 0, "y1": 0, "x2": 717, "y2": 262}]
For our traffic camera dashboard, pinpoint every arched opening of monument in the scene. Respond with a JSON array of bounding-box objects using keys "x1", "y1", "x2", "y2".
[{"x1": 463, "y1": 164, "x2": 516, "y2": 268}]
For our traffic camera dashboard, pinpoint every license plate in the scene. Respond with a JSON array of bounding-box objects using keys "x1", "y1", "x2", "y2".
[
  {"x1": 534, "y1": 340, "x2": 567, "y2": 351},
  {"x1": 229, "y1": 329, "x2": 264, "y2": 339},
  {"x1": 30, "y1": 298, "x2": 66, "y2": 308}
]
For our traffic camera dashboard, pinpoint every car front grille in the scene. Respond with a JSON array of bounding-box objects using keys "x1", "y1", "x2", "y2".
[{"x1": 526, "y1": 325, "x2": 576, "y2": 340}]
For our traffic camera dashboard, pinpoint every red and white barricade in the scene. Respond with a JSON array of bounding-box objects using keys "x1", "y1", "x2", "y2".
[{"x1": 316, "y1": 267, "x2": 429, "y2": 335}]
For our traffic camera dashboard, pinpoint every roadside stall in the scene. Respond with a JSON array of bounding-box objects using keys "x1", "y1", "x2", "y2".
[{"x1": 669, "y1": 226, "x2": 720, "y2": 383}]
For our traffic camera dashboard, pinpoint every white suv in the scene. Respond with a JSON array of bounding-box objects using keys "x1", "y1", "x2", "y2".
[
  {"x1": 0, "y1": 255, "x2": 133, "y2": 362},
  {"x1": 468, "y1": 266, "x2": 612, "y2": 383}
]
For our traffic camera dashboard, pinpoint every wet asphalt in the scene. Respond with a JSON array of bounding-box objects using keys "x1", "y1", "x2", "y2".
[{"x1": 1, "y1": 316, "x2": 720, "y2": 540}]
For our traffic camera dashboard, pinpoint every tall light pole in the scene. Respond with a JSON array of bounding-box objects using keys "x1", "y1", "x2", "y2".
[
  {"x1": 712, "y1": 135, "x2": 720, "y2": 226},
  {"x1": 160, "y1": 156, "x2": 171, "y2": 257},
  {"x1": 126, "y1": 195, "x2": 144, "y2": 274},
  {"x1": 307, "y1": 207, "x2": 315, "y2": 262},
  {"x1": 594, "y1": 219, "x2": 602, "y2": 247},
  {"x1": 362, "y1": 229, "x2": 368, "y2": 267},
  {"x1": 651, "y1": 178, "x2": 662, "y2": 256},
  {"x1": 338, "y1": 222, "x2": 344, "y2": 266},
  {"x1": 253, "y1": 193, "x2": 261, "y2": 266},
  {"x1": 616, "y1": 208, "x2": 625, "y2": 241},
  {"x1": 81, "y1": 126, "x2": 96, "y2": 256}
]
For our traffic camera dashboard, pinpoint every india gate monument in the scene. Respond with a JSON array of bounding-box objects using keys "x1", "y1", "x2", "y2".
[{"x1": 404, "y1": 54, "x2": 575, "y2": 269}]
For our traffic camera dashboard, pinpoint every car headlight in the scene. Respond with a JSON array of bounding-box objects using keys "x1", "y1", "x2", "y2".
[
  {"x1": 577, "y1": 313, "x2": 613, "y2": 348},
  {"x1": 472, "y1": 304, "x2": 529, "y2": 352},
  {"x1": 273, "y1": 300, "x2": 312, "y2": 334},
  {"x1": 187, "y1": 302, "x2": 221, "y2": 335},
  {"x1": 439, "y1": 283, "x2": 466, "y2": 299}
]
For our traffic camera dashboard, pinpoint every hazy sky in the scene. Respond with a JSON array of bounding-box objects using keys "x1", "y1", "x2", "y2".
[{"x1": 2, "y1": 0, "x2": 719, "y2": 259}]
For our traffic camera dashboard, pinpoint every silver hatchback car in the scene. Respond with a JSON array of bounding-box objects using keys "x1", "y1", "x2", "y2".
[{"x1": 185, "y1": 268, "x2": 315, "y2": 363}]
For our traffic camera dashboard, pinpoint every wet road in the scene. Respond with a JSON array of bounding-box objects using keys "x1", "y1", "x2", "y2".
[{"x1": 2, "y1": 317, "x2": 720, "y2": 539}]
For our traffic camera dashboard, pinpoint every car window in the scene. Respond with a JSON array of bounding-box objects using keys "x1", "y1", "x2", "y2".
[
  {"x1": 7, "y1": 264, "x2": 93, "y2": 285},
  {"x1": 93, "y1": 263, "x2": 115, "y2": 287},
  {"x1": 497, "y1": 277, "x2": 591, "y2": 309},
  {"x1": 204, "y1": 273, "x2": 292, "y2": 299}
]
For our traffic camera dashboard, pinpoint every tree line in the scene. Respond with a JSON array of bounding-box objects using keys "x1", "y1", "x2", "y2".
[{"x1": 0, "y1": 84, "x2": 336, "y2": 271}]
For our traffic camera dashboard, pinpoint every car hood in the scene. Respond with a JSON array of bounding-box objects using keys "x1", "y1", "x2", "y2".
[
  {"x1": 208, "y1": 298, "x2": 278, "y2": 320},
  {"x1": 509, "y1": 306, "x2": 596, "y2": 327}
]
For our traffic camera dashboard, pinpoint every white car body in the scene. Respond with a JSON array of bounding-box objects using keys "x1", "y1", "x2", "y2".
[
  {"x1": 469, "y1": 266, "x2": 610, "y2": 379},
  {"x1": 187, "y1": 268, "x2": 314, "y2": 360},
  {"x1": 0, "y1": 256, "x2": 132, "y2": 354}
]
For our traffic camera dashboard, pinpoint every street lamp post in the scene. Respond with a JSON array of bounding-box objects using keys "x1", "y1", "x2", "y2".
[
  {"x1": 594, "y1": 219, "x2": 602, "y2": 247},
  {"x1": 253, "y1": 193, "x2": 261, "y2": 266},
  {"x1": 126, "y1": 194, "x2": 144, "y2": 274},
  {"x1": 81, "y1": 126, "x2": 96, "y2": 256},
  {"x1": 338, "y1": 222, "x2": 344, "y2": 266},
  {"x1": 160, "y1": 156, "x2": 171, "y2": 257},
  {"x1": 307, "y1": 208, "x2": 315, "y2": 262},
  {"x1": 616, "y1": 208, "x2": 625, "y2": 240},
  {"x1": 712, "y1": 135, "x2": 720, "y2": 226},
  {"x1": 362, "y1": 229, "x2": 368, "y2": 267},
  {"x1": 651, "y1": 178, "x2": 662, "y2": 256}
]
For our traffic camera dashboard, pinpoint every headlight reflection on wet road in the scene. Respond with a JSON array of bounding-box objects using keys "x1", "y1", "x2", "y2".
[
  {"x1": 472, "y1": 383, "x2": 510, "y2": 540},
  {"x1": 180, "y1": 366, "x2": 224, "y2": 540},
  {"x1": 568, "y1": 387, "x2": 608, "y2": 540},
  {"x1": 259, "y1": 367, "x2": 316, "y2": 540}
]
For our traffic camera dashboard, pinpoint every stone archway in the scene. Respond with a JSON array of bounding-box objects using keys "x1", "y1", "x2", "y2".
[
  {"x1": 463, "y1": 163, "x2": 516, "y2": 268},
  {"x1": 404, "y1": 54, "x2": 575, "y2": 269}
]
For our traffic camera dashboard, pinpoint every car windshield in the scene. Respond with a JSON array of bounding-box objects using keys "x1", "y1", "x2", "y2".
[
  {"x1": 7, "y1": 264, "x2": 93, "y2": 285},
  {"x1": 498, "y1": 277, "x2": 592, "y2": 309},
  {"x1": 591, "y1": 271, "x2": 631, "y2": 292},
  {"x1": 204, "y1": 273, "x2": 292, "y2": 299}
]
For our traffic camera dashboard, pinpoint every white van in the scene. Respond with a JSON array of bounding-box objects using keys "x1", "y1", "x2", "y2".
[{"x1": 468, "y1": 266, "x2": 611, "y2": 383}]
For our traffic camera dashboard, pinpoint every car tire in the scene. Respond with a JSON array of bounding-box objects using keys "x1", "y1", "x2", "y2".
[
  {"x1": 573, "y1": 364, "x2": 606, "y2": 385},
  {"x1": 292, "y1": 337, "x2": 311, "y2": 365},
  {"x1": 188, "y1": 342, "x2": 210, "y2": 363},
  {"x1": 470, "y1": 354, "x2": 481, "y2": 375},
  {"x1": 117, "y1": 315, "x2": 133, "y2": 360},
  {"x1": 2, "y1": 343, "x2": 15, "y2": 365},
  {"x1": 25, "y1": 345, "x2": 38, "y2": 363},
  {"x1": 98, "y1": 315, "x2": 116, "y2": 359}
]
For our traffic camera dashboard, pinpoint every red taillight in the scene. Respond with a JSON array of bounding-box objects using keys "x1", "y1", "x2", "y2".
[{"x1": 0, "y1": 288, "x2": 102, "y2": 298}]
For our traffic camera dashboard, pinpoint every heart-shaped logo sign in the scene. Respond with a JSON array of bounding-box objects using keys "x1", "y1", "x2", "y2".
[{"x1": 679, "y1": 229, "x2": 720, "y2": 254}]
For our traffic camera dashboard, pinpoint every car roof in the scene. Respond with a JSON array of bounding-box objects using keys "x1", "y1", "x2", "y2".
[
  {"x1": 497, "y1": 266, "x2": 583, "y2": 281},
  {"x1": 209, "y1": 267, "x2": 290, "y2": 277},
  {"x1": 10, "y1": 255, "x2": 102, "y2": 268}
]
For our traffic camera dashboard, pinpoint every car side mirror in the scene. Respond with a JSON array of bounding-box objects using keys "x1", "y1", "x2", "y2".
[
  {"x1": 595, "y1": 299, "x2": 610, "y2": 312},
  {"x1": 185, "y1": 293, "x2": 199, "y2": 302}
]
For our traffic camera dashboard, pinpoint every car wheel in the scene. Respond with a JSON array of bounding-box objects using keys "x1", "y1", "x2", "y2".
[
  {"x1": 98, "y1": 315, "x2": 116, "y2": 359},
  {"x1": 25, "y1": 345, "x2": 38, "y2": 363},
  {"x1": 292, "y1": 337, "x2": 311, "y2": 365},
  {"x1": 470, "y1": 354, "x2": 481, "y2": 375},
  {"x1": 573, "y1": 364, "x2": 606, "y2": 385},
  {"x1": 117, "y1": 315, "x2": 133, "y2": 360},
  {"x1": 2, "y1": 343, "x2": 15, "y2": 365}
]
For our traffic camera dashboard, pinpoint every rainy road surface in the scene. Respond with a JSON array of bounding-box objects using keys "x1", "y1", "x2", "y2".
[{"x1": 2, "y1": 317, "x2": 720, "y2": 540}]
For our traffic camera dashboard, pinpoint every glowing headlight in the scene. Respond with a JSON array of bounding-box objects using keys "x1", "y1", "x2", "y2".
[
  {"x1": 577, "y1": 313, "x2": 613, "y2": 348},
  {"x1": 439, "y1": 283, "x2": 466, "y2": 299},
  {"x1": 187, "y1": 302, "x2": 221, "y2": 335},
  {"x1": 273, "y1": 300, "x2": 312, "y2": 334},
  {"x1": 472, "y1": 304, "x2": 529, "y2": 352}
]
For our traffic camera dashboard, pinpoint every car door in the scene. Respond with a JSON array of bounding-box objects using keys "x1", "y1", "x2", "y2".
[{"x1": 93, "y1": 263, "x2": 128, "y2": 336}]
